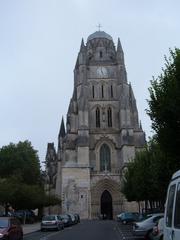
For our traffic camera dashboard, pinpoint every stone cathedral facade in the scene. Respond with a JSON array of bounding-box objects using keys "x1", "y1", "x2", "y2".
[{"x1": 45, "y1": 31, "x2": 146, "y2": 219}]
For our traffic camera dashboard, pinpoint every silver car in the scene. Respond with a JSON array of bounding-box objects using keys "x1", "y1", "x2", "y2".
[
  {"x1": 149, "y1": 217, "x2": 164, "y2": 240},
  {"x1": 133, "y1": 213, "x2": 164, "y2": 239},
  {"x1": 41, "y1": 214, "x2": 64, "y2": 231}
]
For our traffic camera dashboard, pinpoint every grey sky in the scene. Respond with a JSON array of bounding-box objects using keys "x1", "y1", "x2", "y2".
[{"x1": 0, "y1": 0, "x2": 179, "y2": 168}]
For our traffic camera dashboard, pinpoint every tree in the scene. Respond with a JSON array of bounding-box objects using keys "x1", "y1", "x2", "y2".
[
  {"x1": 122, "y1": 49, "x2": 180, "y2": 210},
  {"x1": 0, "y1": 177, "x2": 61, "y2": 212},
  {"x1": 147, "y1": 48, "x2": 180, "y2": 172},
  {"x1": 0, "y1": 141, "x2": 41, "y2": 184},
  {"x1": 122, "y1": 138, "x2": 168, "y2": 209},
  {"x1": 122, "y1": 149, "x2": 152, "y2": 203},
  {"x1": 0, "y1": 141, "x2": 61, "y2": 212}
]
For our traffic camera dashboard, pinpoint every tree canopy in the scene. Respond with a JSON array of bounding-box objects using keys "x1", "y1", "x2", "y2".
[
  {"x1": 0, "y1": 141, "x2": 41, "y2": 184},
  {"x1": 122, "y1": 139, "x2": 168, "y2": 208},
  {"x1": 123, "y1": 48, "x2": 180, "y2": 208},
  {"x1": 0, "y1": 140, "x2": 60, "y2": 211},
  {"x1": 147, "y1": 48, "x2": 180, "y2": 169}
]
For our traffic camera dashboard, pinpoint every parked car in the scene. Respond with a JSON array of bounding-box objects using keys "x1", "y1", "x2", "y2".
[
  {"x1": 41, "y1": 215, "x2": 64, "y2": 231},
  {"x1": 74, "y1": 213, "x2": 80, "y2": 223},
  {"x1": 149, "y1": 217, "x2": 164, "y2": 240},
  {"x1": 164, "y1": 169, "x2": 180, "y2": 240},
  {"x1": 58, "y1": 214, "x2": 72, "y2": 227},
  {"x1": 67, "y1": 214, "x2": 76, "y2": 225},
  {"x1": 13, "y1": 209, "x2": 35, "y2": 223},
  {"x1": 0, "y1": 212, "x2": 5, "y2": 217},
  {"x1": 0, "y1": 216, "x2": 23, "y2": 240},
  {"x1": 117, "y1": 212, "x2": 139, "y2": 224},
  {"x1": 133, "y1": 213, "x2": 164, "y2": 239}
]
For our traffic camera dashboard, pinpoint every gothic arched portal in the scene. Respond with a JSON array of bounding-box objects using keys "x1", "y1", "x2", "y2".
[
  {"x1": 100, "y1": 144, "x2": 111, "y2": 171},
  {"x1": 101, "y1": 190, "x2": 113, "y2": 219}
]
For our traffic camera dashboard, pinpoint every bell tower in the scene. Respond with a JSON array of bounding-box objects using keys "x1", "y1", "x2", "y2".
[{"x1": 45, "y1": 30, "x2": 146, "y2": 219}]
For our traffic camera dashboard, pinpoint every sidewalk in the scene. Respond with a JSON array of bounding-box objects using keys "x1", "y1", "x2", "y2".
[{"x1": 22, "y1": 222, "x2": 41, "y2": 235}]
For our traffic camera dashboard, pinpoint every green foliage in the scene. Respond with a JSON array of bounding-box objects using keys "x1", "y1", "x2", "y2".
[
  {"x1": 147, "y1": 48, "x2": 180, "y2": 170},
  {"x1": 122, "y1": 149, "x2": 152, "y2": 202},
  {"x1": 123, "y1": 49, "x2": 180, "y2": 207},
  {"x1": 0, "y1": 177, "x2": 61, "y2": 209},
  {"x1": 0, "y1": 141, "x2": 61, "y2": 210},
  {"x1": 122, "y1": 138, "x2": 169, "y2": 205},
  {"x1": 0, "y1": 141, "x2": 41, "y2": 184}
]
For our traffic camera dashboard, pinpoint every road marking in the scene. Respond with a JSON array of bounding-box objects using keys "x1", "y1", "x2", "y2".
[{"x1": 39, "y1": 230, "x2": 64, "y2": 240}]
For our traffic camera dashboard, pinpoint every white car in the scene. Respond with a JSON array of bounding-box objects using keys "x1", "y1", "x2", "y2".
[
  {"x1": 41, "y1": 214, "x2": 64, "y2": 231},
  {"x1": 164, "y1": 170, "x2": 180, "y2": 240},
  {"x1": 133, "y1": 213, "x2": 164, "y2": 238}
]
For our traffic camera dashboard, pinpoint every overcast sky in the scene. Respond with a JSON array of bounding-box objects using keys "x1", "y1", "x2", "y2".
[{"x1": 0, "y1": 0, "x2": 179, "y2": 168}]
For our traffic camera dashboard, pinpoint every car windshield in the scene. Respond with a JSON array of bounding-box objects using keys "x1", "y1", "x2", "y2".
[
  {"x1": 125, "y1": 213, "x2": 132, "y2": 217},
  {"x1": 42, "y1": 215, "x2": 56, "y2": 221},
  {"x1": 0, "y1": 219, "x2": 8, "y2": 228},
  {"x1": 59, "y1": 215, "x2": 68, "y2": 219},
  {"x1": 136, "y1": 214, "x2": 153, "y2": 222}
]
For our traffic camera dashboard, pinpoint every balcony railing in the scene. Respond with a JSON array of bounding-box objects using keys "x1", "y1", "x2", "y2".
[{"x1": 90, "y1": 169, "x2": 121, "y2": 175}]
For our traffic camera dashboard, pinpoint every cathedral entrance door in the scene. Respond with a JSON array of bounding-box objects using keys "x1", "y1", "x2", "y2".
[{"x1": 100, "y1": 190, "x2": 113, "y2": 219}]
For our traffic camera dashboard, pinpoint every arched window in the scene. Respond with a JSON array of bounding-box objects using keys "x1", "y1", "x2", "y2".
[
  {"x1": 92, "y1": 85, "x2": 95, "y2": 98},
  {"x1": 100, "y1": 144, "x2": 111, "y2": 171},
  {"x1": 110, "y1": 85, "x2": 113, "y2": 98},
  {"x1": 102, "y1": 85, "x2": 104, "y2": 98},
  {"x1": 96, "y1": 107, "x2": 100, "y2": 128},
  {"x1": 107, "y1": 108, "x2": 112, "y2": 127}
]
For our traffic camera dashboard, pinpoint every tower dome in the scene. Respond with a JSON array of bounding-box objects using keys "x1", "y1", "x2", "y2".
[{"x1": 87, "y1": 31, "x2": 113, "y2": 42}]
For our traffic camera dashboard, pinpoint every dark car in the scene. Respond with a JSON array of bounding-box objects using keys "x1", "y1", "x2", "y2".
[
  {"x1": 13, "y1": 209, "x2": 35, "y2": 224},
  {"x1": 67, "y1": 214, "x2": 76, "y2": 225},
  {"x1": 41, "y1": 214, "x2": 64, "y2": 231},
  {"x1": 74, "y1": 213, "x2": 80, "y2": 223},
  {"x1": 58, "y1": 214, "x2": 72, "y2": 227},
  {"x1": 0, "y1": 216, "x2": 23, "y2": 240},
  {"x1": 117, "y1": 212, "x2": 139, "y2": 224}
]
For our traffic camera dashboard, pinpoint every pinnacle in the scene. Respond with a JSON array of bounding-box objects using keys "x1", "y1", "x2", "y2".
[
  {"x1": 80, "y1": 38, "x2": 85, "y2": 50},
  {"x1": 59, "y1": 117, "x2": 65, "y2": 138},
  {"x1": 117, "y1": 37, "x2": 123, "y2": 52}
]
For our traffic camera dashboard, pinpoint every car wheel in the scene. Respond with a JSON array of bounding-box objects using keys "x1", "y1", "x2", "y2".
[
  {"x1": 146, "y1": 230, "x2": 153, "y2": 240},
  {"x1": 57, "y1": 225, "x2": 61, "y2": 231}
]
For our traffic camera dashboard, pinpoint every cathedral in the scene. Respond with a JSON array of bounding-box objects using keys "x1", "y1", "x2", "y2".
[{"x1": 45, "y1": 30, "x2": 146, "y2": 219}]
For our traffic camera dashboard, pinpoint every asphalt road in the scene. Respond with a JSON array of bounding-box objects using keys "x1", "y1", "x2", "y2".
[{"x1": 24, "y1": 220, "x2": 123, "y2": 240}]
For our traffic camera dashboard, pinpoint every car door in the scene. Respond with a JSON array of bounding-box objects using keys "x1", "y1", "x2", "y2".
[
  {"x1": 9, "y1": 218, "x2": 22, "y2": 240},
  {"x1": 164, "y1": 183, "x2": 176, "y2": 240},
  {"x1": 9, "y1": 218, "x2": 18, "y2": 240},
  {"x1": 173, "y1": 182, "x2": 180, "y2": 239}
]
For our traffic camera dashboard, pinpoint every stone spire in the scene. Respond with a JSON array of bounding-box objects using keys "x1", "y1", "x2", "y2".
[
  {"x1": 59, "y1": 117, "x2": 65, "y2": 138},
  {"x1": 58, "y1": 117, "x2": 66, "y2": 151},
  {"x1": 75, "y1": 38, "x2": 86, "y2": 67},
  {"x1": 80, "y1": 38, "x2": 85, "y2": 51},
  {"x1": 45, "y1": 142, "x2": 57, "y2": 184},
  {"x1": 116, "y1": 38, "x2": 124, "y2": 64},
  {"x1": 46, "y1": 143, "x2": 56, "y2": 163}
]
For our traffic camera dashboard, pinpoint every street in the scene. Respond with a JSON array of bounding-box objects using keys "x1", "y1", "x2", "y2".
[{"x1": 23, "y1": 220, "x2": 137, "y2": 240}]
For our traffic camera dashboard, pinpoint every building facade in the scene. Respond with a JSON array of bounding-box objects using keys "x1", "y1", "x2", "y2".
[{"x1": 45, "y1": 31, "x2": 146, "y2": 219}]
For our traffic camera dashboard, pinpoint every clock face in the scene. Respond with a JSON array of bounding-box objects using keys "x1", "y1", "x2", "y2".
[{"x1": 96, "y1": 66, "x2": 108, "y2": 78}]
